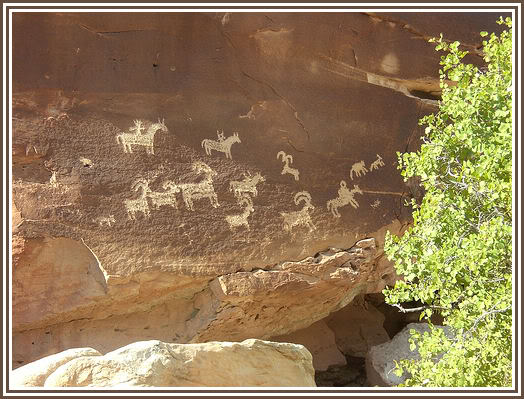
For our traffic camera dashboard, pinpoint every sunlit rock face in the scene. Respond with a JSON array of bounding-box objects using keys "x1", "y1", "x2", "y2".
[
  {"x1": 13, "y1": 339, "x2": 316, "y2": 387},
  {"x1": 11, "y1": 11, "x2": 502, "y2": 368}
]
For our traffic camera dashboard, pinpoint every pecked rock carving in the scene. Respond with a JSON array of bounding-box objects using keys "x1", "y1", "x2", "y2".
[
  {"x1": 277, "y1": 151, "x2": 300, "y2": 181},
  {"x1": 281, "y1": 191, "x2": 315, "y2": 232},
  {"x1": 327, "y1": 181, "x2": 364, "y2": 218},
  {"x1": 225, "y1": 195, "x2": 255, "y2": 231},
  {"x1": 350, "y1": 160, "x2": 368, "y2": 180},
  {"x1": 201, "y1": 130, "x2": 241, "y2": 159},
  {"x1": 124, "y1": 179, "x2": 152, "y2": 220},
  {"x1": 369, "y1": 154, "x2": 385, "y2": 171},
  {"x1": 149, "y1": 183, "x2": 181, "y2": 211},
  {"x1": 93, "y1": 215, "x2": 115, "y2": 227},
  {"x1": 175, "y1": 162, "x2": 219, "y2": 211},
  {"x1": 229, "y1": 172, "x2": 265, "y2": 198},
  {"x1": 116, "y1": 119, "x2": 168, "y2": 155}
]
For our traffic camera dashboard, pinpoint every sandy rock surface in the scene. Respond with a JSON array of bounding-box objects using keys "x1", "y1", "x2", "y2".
[{"x1": 13, "y1": 339, "x2": 316, "y2": 387}]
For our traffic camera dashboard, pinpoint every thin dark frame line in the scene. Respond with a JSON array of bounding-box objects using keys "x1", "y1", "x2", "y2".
[{"x1": 3, "y1": 3, "x2": 521, "y2": 396}]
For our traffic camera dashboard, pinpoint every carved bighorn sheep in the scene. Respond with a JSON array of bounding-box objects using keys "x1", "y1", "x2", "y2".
[
  {"x1": 225, "y1": 195, "x2": 254, "y2": 231},
  {"x1": 277, "y1": 151, "x2": 300, "y2": 181},
  {"x1": 124, "y1": 179, "x2": 152, "y2": 220},
  {"x1": 281, "y1": 191, "x2": 315, "y2": 232}
]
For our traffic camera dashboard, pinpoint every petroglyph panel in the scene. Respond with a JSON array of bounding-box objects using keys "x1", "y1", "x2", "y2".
[
  {"x1": 277, "y1": 151, "x2": 300, "y2": 181},
  {"x1": 281, "y1": 191, "x2": 315, "y2": 232},
  {"x1": 201, "y1": 130, "x2": 241, "y2": 159},
  {"x1": 327, "y1": 181, "x2": 364, "y2": 218},
  {"x1": 116, "y1": 119, "x2": 168, "y2": 155}
]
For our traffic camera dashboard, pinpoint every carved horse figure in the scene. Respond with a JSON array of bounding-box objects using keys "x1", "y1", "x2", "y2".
[
  {"x1": 226, "y1": 195, "x2": 254, "y2": 231},
  {"x1": 277, "y1": 151, "x2": 300, "y2": 181},
  {"x1": 174, "y1": 162, "x2": 220, "y2": 211},
  {"x1": 116, "y1": 118, "x2": 168, "y2": 155},
  {"x1": 149, "y1": 182, "x2": 181, "y2": 210},
  {"x1": 281, "y1": 191, "x2": 316, "y2": 232},
  {"x1": 326, "y1": 181, "x2": 363, "y2": 218},
  {"x1": 229, "y1": 172, "x2": 266, "y2": 198},
  {"x1": 124, "y1": 179, "x2": 152, "y2": 220},
  {"x1": 201, "y1": 131, "x2": 241, "y2": 159}
]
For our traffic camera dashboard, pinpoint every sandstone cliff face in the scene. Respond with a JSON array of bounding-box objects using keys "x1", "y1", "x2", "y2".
[{"x1": 11, "y1": 12, "x2": 501, "y2": 368}]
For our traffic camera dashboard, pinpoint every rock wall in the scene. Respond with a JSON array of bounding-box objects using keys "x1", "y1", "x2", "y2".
[{"x1": 11, "y1": 11, "x2": 503, "y2": 368}]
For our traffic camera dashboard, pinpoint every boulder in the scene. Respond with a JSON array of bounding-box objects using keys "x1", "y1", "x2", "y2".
[
  {"x1": 11, "y1": 12, "x2": 504, "y2": 367},
  {"x1": 40, "y1": 339, "x2": 315, "y2": 387},
  {"x1": 365, "y1": 322, "x2": 453, "y2": 386},
  {"x1": 326, "y1": 298, "x2": 390, "y2": 357},
  {"x1": 11, "y1": 347, "x2": 101, "y2": 387},
  {"x1": 271, "y1": 320, "x2": 346, "y2": 371}
]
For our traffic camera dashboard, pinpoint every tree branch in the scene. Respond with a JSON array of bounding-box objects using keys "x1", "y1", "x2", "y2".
[{"x1": 391, "y1": 303, "x2": 449, "y2": 313}]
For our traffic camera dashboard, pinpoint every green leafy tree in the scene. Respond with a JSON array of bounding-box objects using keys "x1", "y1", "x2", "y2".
[{"x1": 383, "y1": 17, "x2": 513, "y2": 387}]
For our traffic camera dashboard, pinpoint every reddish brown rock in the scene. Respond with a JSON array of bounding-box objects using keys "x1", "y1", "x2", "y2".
[
  {"x1": 271, "y1": 321, "x2": 346, "y2": 371},
  {"x1": 11, "y1": 12, "x2": 503, "y2": 367},
  {"x1": 326, "y1": 297, "x2": 390, "y2": 358}
]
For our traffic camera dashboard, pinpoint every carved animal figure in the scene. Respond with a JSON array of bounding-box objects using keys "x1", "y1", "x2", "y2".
[
  {"x1": 226, "y1": 195, "x2": 254, "y2": 231},
  {"x1": 350, "y1": 160, "x2": 368, "y2": 180},
  {"x1": 94, "y1": 215, "x2": 115, "y2": 227},
  {"x1": 201, "y1": 131, "x2": 241, "y2": 159},
  {"x1": 370, "y1": 199, "x2": 381, "y2": 209},
  {"x1": 149, "y1": 183, "x2": 181, "y2": 210},
  {"x1": 326, "y1": 181, "x2": 363, "y2": 218},
  {"x1": 124, "y1": 179, "x2": 151, "y2": 220},
  {"x1": 175, "y1": 162, "x2": 219, "y2": 211},
  {"x1": 277, "y1": 151, "x2": 300, "y2": 181},
  {"x1": 43, "y1": 113, "x2": 70, "y2": 128},
  {"x1": 281, "y1": 191, "x2": 316, "y2": 232},
  {"x1": 229, "y1": 172, "x2": 266, "y2": 198},
  {"x1": 116, "y1": 119, "x2": 168, "y2": 155},
  {"x1": 369, "y1": 154, "x2": 385, "y2": 171}
]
